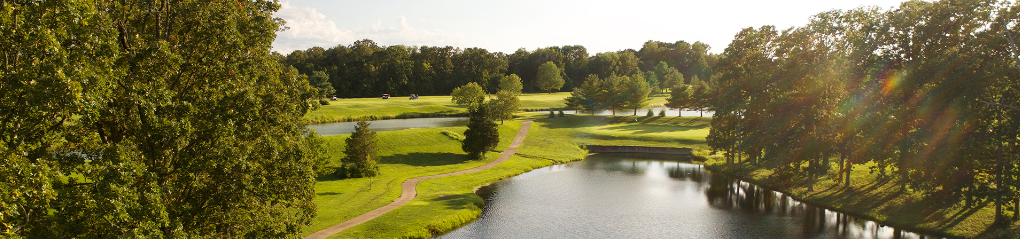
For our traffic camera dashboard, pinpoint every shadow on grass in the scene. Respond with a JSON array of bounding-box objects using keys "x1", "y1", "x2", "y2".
[
  {"x1": 381, "y1": 152, "x2": 472, "y2": 167},
  {"x1": 598, "y1": 123, "x2": 707, "y2": 135},
  {"x1": 432, "y1": 192, "x2": 485, "y2": 210}
]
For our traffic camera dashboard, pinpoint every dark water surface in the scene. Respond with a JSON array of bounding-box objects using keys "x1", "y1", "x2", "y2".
[
  {"x1": 307, "y1": 117, "x2": 468, "y2": 136},
  {"x1": 438, "y1": 154, "x2": 939, "y2": 239}
]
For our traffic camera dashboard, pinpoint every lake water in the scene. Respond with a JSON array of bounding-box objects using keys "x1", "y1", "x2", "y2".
[
  {"x1": 438, "y1": 154, "x2": 939, "y2": 239},
  {"x1": 307, "y1": 117, "x2": 468, "y2": 136},
  {"x1": 541, "y1": 106, "x2": 715, "y2": 117}
]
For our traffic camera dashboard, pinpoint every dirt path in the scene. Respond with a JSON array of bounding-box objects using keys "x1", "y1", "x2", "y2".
[{"x1": 304, "y1": 119, "x2": 535, "y2": 239}]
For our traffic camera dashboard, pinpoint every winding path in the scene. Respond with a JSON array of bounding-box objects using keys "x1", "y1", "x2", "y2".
[{"x1": 304, "y1": 119, "x2": 535, "y2": 239}]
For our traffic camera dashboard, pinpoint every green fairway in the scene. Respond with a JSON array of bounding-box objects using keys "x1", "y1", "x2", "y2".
[
  {"x1": 304, "y1": 92, "x2": 671, "y2": 124},
  {"x1": 304, "y1": 122, "x2": 522, "y2": 237},
  {"x1": 310, "y1": 114, "x2": 714, "y2": 239}
]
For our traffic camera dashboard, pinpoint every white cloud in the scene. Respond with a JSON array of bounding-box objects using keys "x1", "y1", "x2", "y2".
[{"x1": 272, "y1": 2, "x2": 466, "y2": 54}]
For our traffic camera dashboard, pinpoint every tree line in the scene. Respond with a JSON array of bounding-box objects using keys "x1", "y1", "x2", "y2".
[
  {"x1": 705, "y1": 0, "x2": 1020, "y2": 225},
  {"x1": 279, "y1": 39, "x2": 718, "y2": 98}
]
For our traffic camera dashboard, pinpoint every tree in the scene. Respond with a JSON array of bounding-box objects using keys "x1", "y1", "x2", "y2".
[
  {"x1": 310, "y1": 70, "x2": 335, "y2": 99},
  {"x1": 536, "y1": 61, "x2": 565, "y2": 93},
  {"x1": 1, "y1": 1, "x2": 325, "y2": 237},
  {"x1": 451, "y1": 82, "x2": 485, "y2": 105},
  {"x1": 565, "y1": 74, "x2": 605, "y2": 114},
  {"x1": 337, "y1": 121, "x2": 380, "y2": 178},
  {"x1": 602, "y1": 75, "x2": 630, "y2": 115},
  {"x1": 644, "y1": 71, "x2": 661, "y2": 94},
  {"x1": 666, "y1": 84, "x2": 693, "y2": 116},
  {"x1": 499, "y1": 74, "x2": 524, "y2": 94},
  {"x1": 624, "y1": 73, "x2": 653, "y2": 115},
  {"x1": 463, "y1": 104, "x2": 500, "y2": 159},
  {"x1": 691, "y1": 80, "x2": 712, "y2": 117},
  {"x1": 488, "y1": 90, "x2": 520, "y2": 125}
]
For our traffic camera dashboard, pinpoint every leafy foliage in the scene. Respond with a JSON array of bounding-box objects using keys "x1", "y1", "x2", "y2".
[
  {"x1": 536, "y1": 61, "x2": 565, "y2": 93},
  {"x1": 337, "y1": 121, "x2": 380, "y2": 178},
  {"x1": 462, "y1": 104, "x2": 499, "y2": 159},
  {"x1": 451, "y1": 82, "x2": 485, "y2": 105},
  {"x1": 1, "y1": 1, "x2": 324, "y2": 237}
]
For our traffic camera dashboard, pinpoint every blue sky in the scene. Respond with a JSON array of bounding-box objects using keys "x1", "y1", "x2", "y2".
[{"x1": 272, "y1": 0, "x2": 909, "y2": 55}]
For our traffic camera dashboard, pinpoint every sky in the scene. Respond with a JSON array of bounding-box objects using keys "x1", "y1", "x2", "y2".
[{"x1": 272, "y1": 0, "x2": 911, "y2": 55}]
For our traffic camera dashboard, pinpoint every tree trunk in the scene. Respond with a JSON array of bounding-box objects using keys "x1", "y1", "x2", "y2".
[
  {"x1": 996, "y1": 110, "x2": 1004, "y2": 226},
  {"x1": 634, "y1": 108, "x2": 637, "y2": 115}
]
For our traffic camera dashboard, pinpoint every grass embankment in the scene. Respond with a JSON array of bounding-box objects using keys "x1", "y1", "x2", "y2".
[
  {"x1": 304, "y1": 122, "x2": 521, "y2": 237},
  {"x1": 304, "y1": 92, "x2": 671, "y2": 124},
  {"x1": 309, "y1": 115, "x2": 710, "y2": 238},
  {"x1": 707, "y1": 160, "x2": 1019, "y2": 238}
]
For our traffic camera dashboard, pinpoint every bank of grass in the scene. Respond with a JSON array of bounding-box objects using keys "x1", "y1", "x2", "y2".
[
  {"x1": 303, "y1": 122, "x2": 522, "y2": 237},
  {"x1": 304, "y1": 92, "x2": 671, "y2": 124},
  {"x1": 707, "y1": 155, "x2": 1019, "y2": 238}
]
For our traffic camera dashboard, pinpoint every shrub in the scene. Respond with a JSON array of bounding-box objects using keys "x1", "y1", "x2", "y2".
[
  {"x1": 558, "y1": 110, "x2": 565, "y2": 117},
  {"x1": 646, "y1": 109, "x2": 654, "y2": 117},
  {"x1": 319, "y1": 99, "x2": 330, "y2": 105},
  {"x1": 549, "y1": 110, "x2": 555, "y2": 118},
  {"x1": 658, "y1": 109, "x2": 666, "y2": 116}
]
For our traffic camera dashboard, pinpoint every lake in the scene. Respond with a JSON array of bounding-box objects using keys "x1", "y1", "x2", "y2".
[{"x1": 438, "y1": 154, "x2": 938, "y2": 239}]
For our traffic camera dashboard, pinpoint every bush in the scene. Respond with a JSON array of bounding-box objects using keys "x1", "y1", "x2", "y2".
[
  {"x1": 558, "y1": 110, "x2": 565, "y2": 117},
  {"x1": 319, "y1": 99, "x2": 330, "y2": 105},
  {"x1": 658, "y1": 109, "x2": 666, "y2": 116},
  {"x1": 646, "y1": 109, "x2": 654, "y2": 117},
  {"x1": 549, "y1": 110, "x2": 555, "y2": 118}
]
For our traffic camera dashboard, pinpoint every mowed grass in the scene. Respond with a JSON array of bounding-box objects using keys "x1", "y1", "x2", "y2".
[
  {"x1": 305, "y1": 92, "x2": 672, "y2": 123},
  {"x1": 326, "y1": 115, "x2": 711, "y2": 238},
  {"x1": 304, "y1": 121, "x2": 522, "y2": 237},
  {"x1": 306, "y1": 110, "x2": 1014, "y2": 238}
]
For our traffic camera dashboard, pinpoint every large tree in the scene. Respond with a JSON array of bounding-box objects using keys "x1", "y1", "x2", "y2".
[
  {"x1": 2, "y1": 1, "x2": 324, "y2": 238},
  {"x1": 565, "y1": 75, "x2": 605, "y2": 114},
  {"x1": 665, "y1": 84, "x2": 693, "y2": 116},
  {"x1": 489, "y1": 74, "x2": 523, "y2": 124},
  {"x1": 451, "y1": 82, "x2": 486, "y2": 105},
  {"x1": 337, "y1": 121, "x2": 380, "y2": 178},
  {"x1": 310, "y1": 70, "x2": 335, "y2": 99},
  {"x1": 463, "y1": 104, "x2": 500, "y2": 159},
  {"x1": 536, "y1": 61, "x2": 565, "y2": 93},
  {"x1": 624, "y1": 73, "x2": 653, "y2": 115}
]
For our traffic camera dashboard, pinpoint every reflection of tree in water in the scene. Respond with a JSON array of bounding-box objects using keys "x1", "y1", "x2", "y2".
[
  {"x1": 667, "y1": 162, "x2": 707, "y2": 184},
  {"x1": 578, "y1": 154, "x2": 649, "y2": 175},
  {"x1": 704, "y1": 174, "x2": 916, "y2": 239}
]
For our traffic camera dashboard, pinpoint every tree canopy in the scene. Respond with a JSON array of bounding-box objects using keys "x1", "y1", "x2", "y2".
[
  {"x1": 451, "y1": 82, "x2": 486, "y2": 105},
  {"x1": 536, "y1": 61, "x2": 565, "y2": 93},
  {"x1": 1, "y1": 1, "x2": 324, "y2": 237}
]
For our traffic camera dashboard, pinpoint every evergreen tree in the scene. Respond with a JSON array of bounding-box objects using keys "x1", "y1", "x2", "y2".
[
  {"x1": 337, "y1": 121, "x2": 380, "y2": 178},
  {"x1": 565, "y1": 74, "x2": 605, "y2": 114},
  {"x1": 463, "y1": 104, "x2": 500, "y2": 159},
  {"x1": 310, "y1": 70, "x2": 335, "y2": 99},
  {"x1": 666, "y1": 84, "x2": 693, "y2": 117}
]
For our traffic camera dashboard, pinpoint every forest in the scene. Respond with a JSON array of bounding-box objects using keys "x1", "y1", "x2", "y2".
[{"x1": 279, "y1": 39, "x2": 717, "y2": 97}]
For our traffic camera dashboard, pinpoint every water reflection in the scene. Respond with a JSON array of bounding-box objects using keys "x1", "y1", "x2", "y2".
[
  {"x1": 438, "y1": 154, "x2": 941, "y2": 239},
  {"x1": 307, "y1": 117, "x2": 468, "y2": 136}
]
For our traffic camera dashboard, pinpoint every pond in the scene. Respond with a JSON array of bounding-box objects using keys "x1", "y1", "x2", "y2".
[
  {"x1": 438, "y1": 154, "x2": 939, "y2": 239},
  {"x1": 308, "y1": 117, "x2": 468, "y2": 136},
  {"x1": 542, "y1": 106, "x2": 716, "y2": 117}
]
